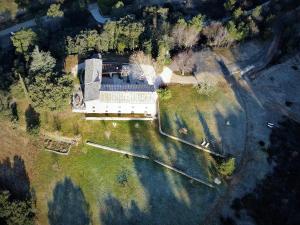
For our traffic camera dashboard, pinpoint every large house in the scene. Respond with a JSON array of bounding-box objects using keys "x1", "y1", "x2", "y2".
[{"x1": 72, "y1": 57, "x2": 158, "y2": 119}]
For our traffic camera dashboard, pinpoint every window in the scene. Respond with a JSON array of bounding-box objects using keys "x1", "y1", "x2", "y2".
[{"x1": 92, "y1": 106, "x2": 95, "y2": 109}]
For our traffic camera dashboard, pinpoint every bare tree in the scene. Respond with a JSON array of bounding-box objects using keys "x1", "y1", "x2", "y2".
[
  {"x1": 171, "y1": 24, "x2": 185, "y2": 47},
  {"x1": 203, "y1": 22, "x2": 234, "y2": 47},
  {"x1": 129, "y1": 51, "x2": 156, "y2": 80},
  {"x1": 171, "y1": 25, "x2": 200, "y2": 48},
  {"x1": 184, "y1": 27, "x2": 200, "y2": 48},
  {"x1": 129, "y1": 51, "x2": 153, "y2": 65},
  {"x1": 171, "y1": 50, "x2": 196, "y2": 76}
]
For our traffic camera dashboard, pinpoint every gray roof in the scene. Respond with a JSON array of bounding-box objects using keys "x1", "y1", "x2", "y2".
[
  {"x1": 84, "y1": 82, "x2": 100, "y2": 101},
  {"x1": 100, "y1": 84, "x2": 155, "y2": 92},
  {"x1": 83, "y1": 58, "x2": 157, "y2": 103},
  {"x1": 84, "y1": 58, "x2": 102, "y2": 101},
  {"x1": 84, "y1": 58, "x2": 102, "y2": 84}
]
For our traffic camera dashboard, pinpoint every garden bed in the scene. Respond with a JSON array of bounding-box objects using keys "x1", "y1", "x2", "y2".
[{"x1": 43, "y1": 138, "x2": 74, "y2": 155}]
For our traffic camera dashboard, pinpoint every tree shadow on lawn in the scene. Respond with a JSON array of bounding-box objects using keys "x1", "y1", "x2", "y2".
[
  {"x1": 25, "y1": 104, "x2": 40, "y2": 133},
  {"x1": 48, "y1": 177, "x2": 91, "y2": 225},
  {"x1": 214, "y1": 109, "x2": 245, "y2": 158},
  {"x1": 0, "y1": 155, "x2": 31, "y2": 201},
  {"x1": 99, "y1": 117, "x2": 218, "y2": 225},
  {"x1": 160, "y1": 111, "x2": 200, "y2": 146},
  {"x1": 197, "y1": 110, "x2": 221, "y2": 154},
  {"x1": 164, "y1": 113, "x2": 215, "y2": 179},
  {"x1": 100, "y1": 158, "x2": 216, "y2": 225}
]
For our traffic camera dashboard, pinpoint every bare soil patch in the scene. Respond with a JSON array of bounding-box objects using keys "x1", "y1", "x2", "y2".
[{"x1": 0, "y1": 120, "x2": 40, "y2": 180}]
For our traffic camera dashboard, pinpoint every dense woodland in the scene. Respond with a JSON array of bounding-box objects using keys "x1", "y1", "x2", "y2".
[{"x1": 1, "y1": 0, "x2": 299, "y2": 112}]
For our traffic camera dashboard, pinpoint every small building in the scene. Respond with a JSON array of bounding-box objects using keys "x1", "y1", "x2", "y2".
[{"x1": 73, "y1": 58, "x2": 158, "y2": 120}]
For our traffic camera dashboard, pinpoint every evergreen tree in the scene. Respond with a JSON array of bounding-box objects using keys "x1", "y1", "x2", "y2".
[
  {"x1": 29, "y1": 46, "x2": 56, "y2": 75},
  {"x1": 218, "y1": 157, "x2": 235, "y2": 177},
  {"x1": 47, "y1": 4, "x2": 64, "y2": 18},
  {"x1": 0, "y1": 191, "x2": 35, "y2": 225},
  {"x1": 28, "y1": 72, "x2": 73, "y2": 110},
  {"x1": 227, "y1": 21, "x2": 249, "y2": 41},
  {"x1": 189, "y1": 14, "x2": 205, "y2": 32},
  {"x1": 11, "y1": 29, "x2": 37, "y2": 57}
]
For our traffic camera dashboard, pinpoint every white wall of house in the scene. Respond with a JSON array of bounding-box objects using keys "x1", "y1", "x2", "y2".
[{"x1": 85, "y1": 100, "x2": 157, "y2": 116}]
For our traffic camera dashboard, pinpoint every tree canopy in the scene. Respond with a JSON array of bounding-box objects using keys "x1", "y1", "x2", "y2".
[
  {"x1": 0, "y1": 191, "x2": 35, "y2": 225},
  {"x1": 171, "y1": 14, "x2": 204, "y2": 48},
  {"x1": 218, "y1": 157, "x2": 236, "y2": 177},
  {"x1": 28, "y1": 73, "x2": 72, "y2": 110},
  {"x1": 11, "y1": 29, "x2": 37, "y2": 56},
  {"x1": 47, "y1": 4, "x2": 64, "y2": 18},
  {"x1": 66, "y1": 16, "x2": 144, "y2": 56},
  {"x1": 27, "y1": 47, "x2": 72, "y2": 110},
  {"x1": 29, "y1": 46, "x2": 56, "y2": 75},
  {"x1": 0, "y1": 0, "x2": 18, "y2": 19}
]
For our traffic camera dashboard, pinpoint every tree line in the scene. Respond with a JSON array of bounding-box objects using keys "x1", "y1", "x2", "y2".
[{"x1": 10, "y1": 28, "x2": 73, "y2": 111}]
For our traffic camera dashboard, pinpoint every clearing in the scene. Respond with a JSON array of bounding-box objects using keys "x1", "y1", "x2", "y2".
[{"x1": 0, "y1": 83, "x2": 241, "y2": 225}]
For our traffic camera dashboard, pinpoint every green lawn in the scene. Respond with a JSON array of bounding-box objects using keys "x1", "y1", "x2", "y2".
[
  {"x1": 33, "y1": 145, "x2": 218, "y2": 225},
  {"x1": 159, "y1": 85, "x2": 243, "y2": 154},
  {"x1": 8, "y1": 82, "x2": 227, "y2": 225}
]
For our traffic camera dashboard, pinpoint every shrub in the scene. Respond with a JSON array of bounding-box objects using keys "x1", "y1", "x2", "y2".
[
  {"x1": 218, "y1": 157, "x2": 235, "y2": 177},
  {"x1": 116, "y1": 168, "x2": 130, "y2": 186},
  {"x1": 157, "y1": 88, "x2": 172, "y2": 101}
]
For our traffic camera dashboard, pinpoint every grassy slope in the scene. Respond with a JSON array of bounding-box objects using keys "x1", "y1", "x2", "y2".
[
  {"x1": 159, "y1": 85, "x2": 243, "y2": 154},
  {"x1": 3, "y1": 82, "x2": 224, "y2": 225}
]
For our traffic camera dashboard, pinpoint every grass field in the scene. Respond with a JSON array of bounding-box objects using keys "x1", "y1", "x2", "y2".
[
  {"x1": 0, "y1": 82, "x2": 236, "y2": 225},
  {"x1": 159, "y1": 85, "x2": 244, "y2": 154},
  {"x1": 0, "y1": 119, "x2": 219, "y2": 225}
]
